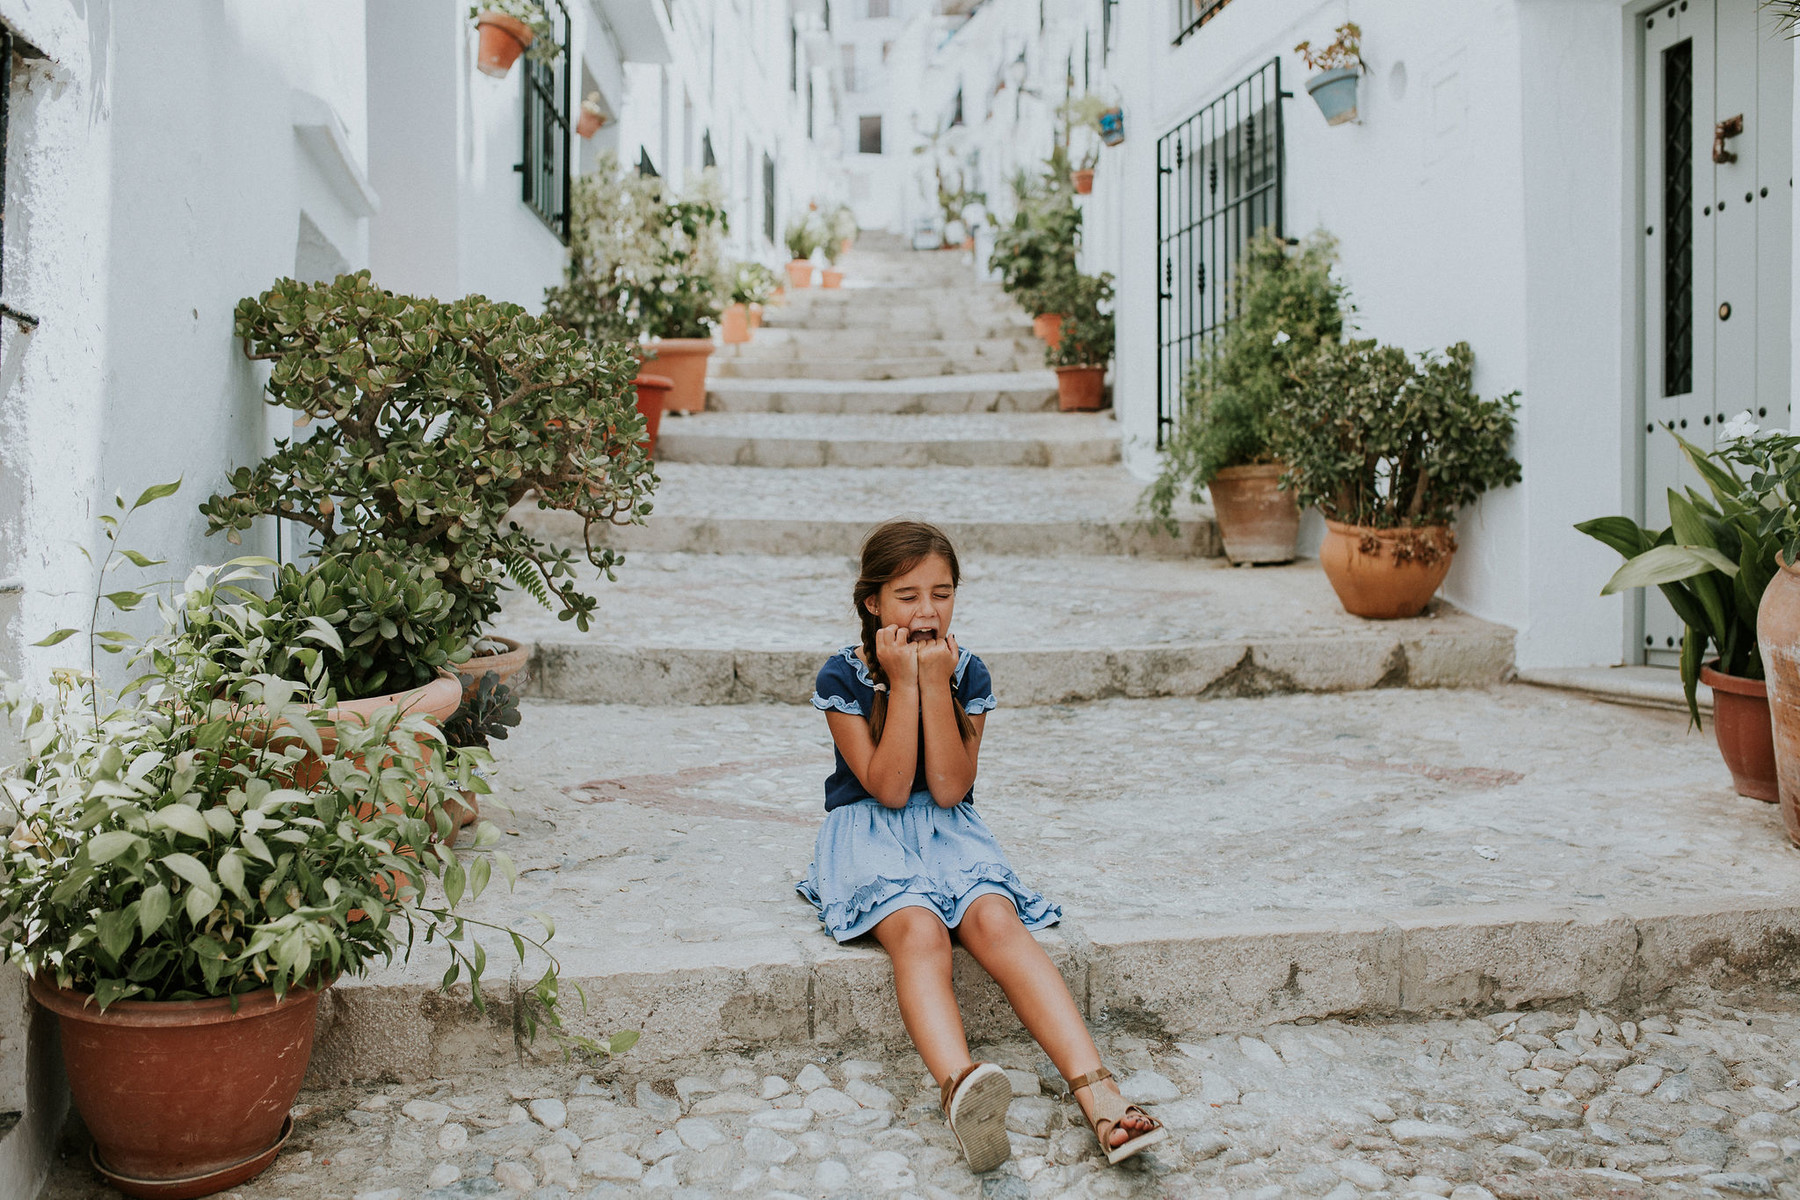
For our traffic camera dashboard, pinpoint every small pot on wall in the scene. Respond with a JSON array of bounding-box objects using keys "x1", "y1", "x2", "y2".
[
  {"x1": 786, "y1": 259, "x2": 814, "y2": 288},
  {"x1": 1305, "y1": 67, "x2": 1361, "y2": 125},
  {"x1": 1098, "y1": 106, "x2": 1125, "y2": 146},
  {"x1": 474, "y1": 11, "x2": 534, "y2": 78},
  {"x1": 1318, "y1": 521, "x2": 1454, "y2": 619},
  {"x1": 1071, "y1": 168, "x2": 1095, "y2": 195},
  {"x1": 1054, "y1": 365, "x2": 1106, "y2": 411},
  {"x1": 576, "y1": 100, "x2": 607, "y2": 139}
]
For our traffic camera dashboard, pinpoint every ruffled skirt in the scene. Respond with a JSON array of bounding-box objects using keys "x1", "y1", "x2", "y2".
[{"x1": 795, "y1": 790, "x2": 1062, "y2": 943}]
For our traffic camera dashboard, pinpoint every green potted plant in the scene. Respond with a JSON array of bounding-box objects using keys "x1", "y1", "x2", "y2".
[
  {"x1": 469, "y1": 1, "x2": 558, "y2": 78},
  {"x1": 1296, "y1": 22, "x2": 1363, "y2": 126},
  {"x1": 828, "y1": 203, "x2": 859, "y2": 259},
  {"x1": 6, "y1": 492, "x2": 574, "y2": 1197},
  {"x1": 722, "y1": 261, "x2": 777, "y2": 344},
  {"x1": 203, "y1": 270, "x2": 656, "y2": 696},
  {"x1": 546, "y1": 153, "x2": 731, "y2": 414},
  {"x1": 1144, "y1": 232, "x2": 1346, "y2": 564},
  {"x1": 783, "y1": 215, "x2": 821, "y2": 289},
  {"x1": 989, "y1": 156, "x2": 1080, "y2": 341},
  {"x1": 441, "y1": 670, "x2": 523, "y2": 828},
  {"x1": 1270, "y1": 339, "x2": 1520, "y2": 618},
  {"x1": 1043, "y1": 272, "x2": 1113, "y2": 411},
  {"x1": 1577, "y1": 427, "x2": 1777, "y2": 804}
]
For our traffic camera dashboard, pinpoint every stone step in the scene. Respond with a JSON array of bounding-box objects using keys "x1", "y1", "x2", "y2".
[
  {"x1": 702, "y1": 372, "x2": 1059, "y2": 416},
  {"x1": 766, "y1": 306, "x2": 1032, "y2": 336},
  {"x1": 724, "y1": 327, "x2": 1042, "y2": 360},
  {"x1": 306, "y1": 687, "x2": 1800, "y2": 1078},
  {"x1": 711, "y1": 353, "x2": 1042, "y2": 380},
  {"x1": 513, "y1": 464, "x2": 1217, "y2": 558},
  {"x1": 493, "y1": 553, "x2": 1514, "y2": 705},
  {"x1": 656, "y1": 412, "x2": 1117, "y2": 469}
]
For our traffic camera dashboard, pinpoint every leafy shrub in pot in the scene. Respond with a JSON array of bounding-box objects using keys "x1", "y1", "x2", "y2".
[
  {"x1": 1043, "y1": 272, "x2": 1113, "y2": 411},
  {"x1": 989, "y1": 153, "x2": 1081, "y2": 319},
  {"x1": 1271, "y1": 339, "x2": 1520, "y2": 617}
]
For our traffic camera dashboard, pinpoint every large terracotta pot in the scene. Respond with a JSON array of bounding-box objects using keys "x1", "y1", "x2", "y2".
[
  {"x1": 453, "y1": 635, "x2": 530, "y2": 700},
  {"x1": 34, "y1": 979, "x2": 326, "y2": 1198},
  {"x1": 633, "y1": 371, "x2": 672, "y2": 454},
  {"x1": 721, "y1": 303, "x2": 751, "y2": 344},
  {"x1": 258, "y1": 671, "x2": 461, "y2": 803},
  {"x1": 821, "y1": 269, "x2": 845, "y2": 288},
  {"x1": 1318, "y1": 520, "x2": 1455, "y2": 619},
  {"x1": 1700, "y1": 662, "x2": 1779, "y2": 804},
  {"x1": 786, "y1": 259, "x2": 814, "y2": 288},
  {"x1": 1054, "y1": 365, "x2": 1105, "y2": 412},
  {"x1": 1032, "y1": 312, "x2": 1065, "y2": 348},
  {"x1": 642, "y1": 338, "x2": 714, "y2": 413},
  {"x1": 1071, "y1": 169, "x2": 1095, "y2": 194},
  {"x1": 474, "y1": 11, "x2": 533, "y2": 78},
  {"x1": 1208, "y1": 464, "x2": 1299, "y2": 565},
  {"x1": 1756, "y1": 560, "x2": 1800, "y2": 843}
]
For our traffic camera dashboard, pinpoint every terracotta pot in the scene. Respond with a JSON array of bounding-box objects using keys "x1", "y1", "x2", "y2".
[
  {"x1": 747, "y1": 303, "x2": 764, "y2": 329},
  {"x1": 633, "y1": 370, "x2": 672, "y2": 455},
  {"x1": 446, "y1": 788, "x2": 481, "y2": 829},
  {"x1": 1700, "y1": 663, "x2": 1779, "y2": 803},
  {"x1": 1208, "y1": 464, "x2": 1299, "y2": 565},
  {"x1": 1318, "y1": 521, "x2": 1455, "y2": 619},
  {"x1": 1054, "y1": 365, "x2": 1105, "y2": 412},
  {"x1": 840, "y1": 237, "x2": 854, "y2": 255},
  {"x1": 474, "y1": 11, "x2": 532, "y2": 78},
  {"x1": 821, "y1": 269, "x2": 844, "y2": 289},
  {"x1": 721, "y1": 303, "x2": 751, "y2": 344},
  {"x1": 1071, "y1": 169, "x2": 1095, "y2": 194},
  {"x1": 1033, "y1": 312, "x2": 1065, "y2": 348},
  {"x1": 962, "y1": 236, "x2": 975, "y2": 251},
  {"x1": 34, "y1": 979, "x2": 325, "y2": 1198},
  {"x1": 642, "y1": 338, "x2": 714, "y2": 413},
  {"x1": 1756, "y1": 560, "x2": 1800, "y2": 842},
  {"x1": 454, "y1": 635, "x2": 530, "y2": 700},
  {"x1": 786, "y1": 259, "x2": 814, "y2": 288},
  {"x1": 575, "y1": 103, "x2": 605, "y2": 139}
]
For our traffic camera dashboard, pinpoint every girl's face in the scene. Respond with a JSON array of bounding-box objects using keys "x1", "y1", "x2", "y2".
[{"x1": 865, "y1": 554, "x2": 956, "y2": 643}]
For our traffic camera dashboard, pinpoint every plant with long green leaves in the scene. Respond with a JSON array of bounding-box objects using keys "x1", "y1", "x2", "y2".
[
  {"x1": 989, "y1": 152, "x2": 1080, "y2": 317},
  {"x1": 1575, "y1": 429, "x2": 1775, "y2": 727}
]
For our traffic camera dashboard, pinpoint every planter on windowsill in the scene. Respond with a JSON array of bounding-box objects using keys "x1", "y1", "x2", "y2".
[{"x1": 1305, "y1": 67, "x2": 1360, "y2": 125}]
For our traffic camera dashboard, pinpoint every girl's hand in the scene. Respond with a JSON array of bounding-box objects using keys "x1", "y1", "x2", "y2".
[
  {"x1": 874, "y1": 625, "x2": 919, "y2": 688},
  {"x1": 917, "y1": 631, "x2": 958, "y2": 688}
]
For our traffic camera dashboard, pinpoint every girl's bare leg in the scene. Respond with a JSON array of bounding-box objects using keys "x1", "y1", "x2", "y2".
[
  {"x1": 953, "y1": 893, "x2": 1156, "y2": 1148},
  {"x1": 871, "y1": 905, "x2": 973, "y2": 1087}
]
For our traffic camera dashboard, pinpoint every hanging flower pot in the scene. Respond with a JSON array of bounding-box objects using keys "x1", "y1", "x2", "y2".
[
  {"x1": 821, "y1": 268, "x2": 844, "y2": 288},
  {"x1": 1098, "y1": 106, "x2": 1125, "y2": 146},
  {"x1": 633, "y1": 370, "x2": 672, "y2": 455},
  {"x1": 474, "y1": 11, "x2": 534, "y2": 78},
  {"x1": 1054, "y1": 365, "x2": 1105, "y2": 411},
  {"x1": 786, "y1": 259, "x2": 814, "y2": 288},
  {"x1": 1208, "y1": 464, "x2": 1300, "y2": 565},
  {"x1": 35, "y1": 978, "x2": 327, "y2": 1199},
  {"x1": 1318, "y1": 521, "x2": 1454, "y2": 619},
  {"x1": 1033, "y1": 312, "x2": 1066, "y2": 348},
  {"x1": 1699, "y1": 662, "x2": 1779, "y2": 803},
  {"x1": 721, "y1": 303, "x2": 751, "y2": 344},
  {"x1": 643, "y1": 338, "x2": 712, "y2": 412},
  {"x1": 1071, "y1": 169, "x2": 1095, "y2": 195},
  {"x1": 1305, "y1": 67, "x2": 1361, "y2": 126},
  {"x1": 576, "y1": 98, "x2": 607, "y2": 139}
]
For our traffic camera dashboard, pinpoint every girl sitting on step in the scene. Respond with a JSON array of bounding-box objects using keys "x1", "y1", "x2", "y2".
[{"x1": 796, "y1": 518, "x2": 1169, "y2": 1173}]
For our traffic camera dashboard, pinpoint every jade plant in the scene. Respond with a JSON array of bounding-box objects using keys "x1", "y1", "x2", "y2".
[
  {"x1": 202, "y1": 271, "x2": 655, "y2": 648},
  {"x1": 545, "y1": 153, "x2": 730, "y2": 342},
  {"x1": 1143, "y1": 232, "x2": 1347, "y2": 534}
]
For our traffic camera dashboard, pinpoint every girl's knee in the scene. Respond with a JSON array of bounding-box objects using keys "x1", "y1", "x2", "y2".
[
  {"x1": 961, "y1": 894, "x2": 1025, "y2": 940},
  {"x1": 879, "y1": 907, "x2": 952, "y2": 955}
]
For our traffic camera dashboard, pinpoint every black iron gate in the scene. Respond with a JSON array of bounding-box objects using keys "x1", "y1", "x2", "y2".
[
  {"x1": 1155, "y1": 59, "x2": 1286, "y2": 447},
  {"x1": 520, "y1": 0, "x2": 572, "y2": 242}
]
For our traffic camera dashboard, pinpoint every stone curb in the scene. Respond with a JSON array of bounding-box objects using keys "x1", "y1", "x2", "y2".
[
  {"x1": 305, "y1": 898, "x2": 1800, "y2": 1084},
  {"x1": 654, "y1": 431, "x2": 1119, "y2": 470},
  {"x1": 525, "y1": 628, "x2": 1516, "y2": 706}
]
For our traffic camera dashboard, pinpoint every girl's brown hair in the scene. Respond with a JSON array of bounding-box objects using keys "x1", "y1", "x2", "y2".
[{"x1": 854, "y1": 519, "x2": 979, "y2": 747}]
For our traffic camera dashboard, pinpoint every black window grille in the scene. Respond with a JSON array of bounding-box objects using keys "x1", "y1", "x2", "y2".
[
  {"x1": 807, "y1": 78, "x2": 815, "y2": 139},
  {"x1": 951, "y1": 87, "x2": 964, "y2": 126},
  {"x1": 859, "y1": 115, "x2": 882, "y2": 154},
  {"x1": 1155, "y1": 58, "x2": 1285, "y2": 448},
  {"x1": 701, "y1": 131, "x2": 716, "y2": 168},
  {"x1": 1102, "y1": 0, "x2": 1116, "y2": 62},
  {"x1": 1176, "y1": 0, "x2": 1237, "y2": 45},
  {"x1": 790, "y1": 23, "x2": 799, "y2": 92},
  {"x1": 1663, "y1": 39, "x2": 1694, "y2": 397},
  {"x1": 519, "y1": 0, "x2": 571, "y2": 242},
  {"x1": 762, "y1": 152, "x2": 776, "y2": 244},
  {"x1": 638, "y1": 147, "x2": 659, "y2": 178}
]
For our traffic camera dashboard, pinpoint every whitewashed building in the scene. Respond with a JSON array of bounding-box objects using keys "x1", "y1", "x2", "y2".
[
  {"x1": 0, "y1": 2, "x2": 841, "y2": 1191},
  {"x1": 859, "y1": 0, "x2": 1800, "y2": 675}
]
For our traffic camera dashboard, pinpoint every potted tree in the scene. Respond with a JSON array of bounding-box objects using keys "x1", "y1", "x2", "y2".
[
  {"x1": 1044, "y1": 272, "x2": 1113, "y2": 412},
  {"x1": 784, "y1": 216, "x2": 820, "y2": 288},
  {"x1": 1296, "y1": 22, "x2": 1363, "y2": 126},
  {"x1": 7, "y1": 495, "x2": 577, "y2": 1198},
  {"x1": 1270, "y1": 339, "x2": 1520, "y2": 618},
  {"x1": 989, "y1": 157, "x2": 1080, "y2": 344},
  {"x1": 469, "y1": 1, "x2": 557, "y2": 78},
  {"x1": 1144, "y1": 232, "x2": 1345, "y2": 564},
  {"x1": 1578, "y1": 428, "x2": 1778, "y2": 804},
  {"x1": 204, "y1": 270, "x2": 657, "y2": 706}
]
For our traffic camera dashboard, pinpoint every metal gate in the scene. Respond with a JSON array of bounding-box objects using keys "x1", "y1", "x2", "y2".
[{"x1": 1155, "y1": 59, "x2": 1286, "y2": 448}]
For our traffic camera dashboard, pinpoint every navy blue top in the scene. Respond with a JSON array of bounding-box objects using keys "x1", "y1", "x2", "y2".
[{"x1": 811, "y1": 645, "x2": 997, "y2": 811}]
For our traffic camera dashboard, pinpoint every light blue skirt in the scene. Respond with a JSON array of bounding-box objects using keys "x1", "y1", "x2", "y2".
[{"x1": 796, "y1": 790, "x2": 1063, "y2": 943}]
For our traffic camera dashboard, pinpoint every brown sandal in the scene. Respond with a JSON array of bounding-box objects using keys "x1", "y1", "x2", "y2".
[
  {"x1": 1065, "y1": 1066, "x2": 1168, "y2": 1165},
  {"x1": 939, "y1": 1061, "x2": 1012, "y2": 1172}
]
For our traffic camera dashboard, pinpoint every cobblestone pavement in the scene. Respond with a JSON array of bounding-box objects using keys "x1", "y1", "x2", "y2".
[{"x1": 42, "y1": 985, "x2": 1800, "y2": 1199}]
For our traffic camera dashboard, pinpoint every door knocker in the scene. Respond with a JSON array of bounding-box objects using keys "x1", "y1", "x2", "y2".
[{"x1": 1714, "y1": 114, "x2": 1744, "y2": 164}]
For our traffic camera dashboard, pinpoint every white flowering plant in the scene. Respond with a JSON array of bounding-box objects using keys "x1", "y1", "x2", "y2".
[{"x1": 1578, "y1": 421, "x2": 1780, "y2": 725}]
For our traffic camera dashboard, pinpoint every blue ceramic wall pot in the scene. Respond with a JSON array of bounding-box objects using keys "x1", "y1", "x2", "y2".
[
  {"x1": 1305, "y1": 67, "x2": 1360, "y2": 125},
  {"x1": 1098, "y1": 107, "x2": 1125, "y2": 146}
]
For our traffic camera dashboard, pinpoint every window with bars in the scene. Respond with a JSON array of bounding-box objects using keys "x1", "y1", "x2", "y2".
[
  {"x1": 1175, "y1": 0, "x2": 1237, "y2": 45},
  {"x1": 519, "y1": 0, "x2": 572, "y2": 242},
  {"x1": 1155, "y1": 58, "x2": 1285, "y2": 447},
  {"x1": 763, "y1": 152, "x2": 776, "y2": 243},
  {"x1": 1662, "y1": 39, "x2": 1693, "y2": 398},
  {"x1": 859, "y1": 115, "x2": 882, "y2": 154}
]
